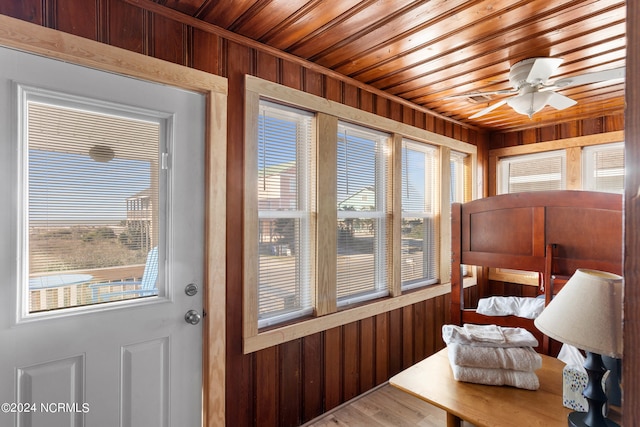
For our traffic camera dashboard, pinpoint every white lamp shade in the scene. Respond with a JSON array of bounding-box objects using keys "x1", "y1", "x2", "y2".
[{"x1": 534, "y1": 269, "x2": 623, "y2": 358}]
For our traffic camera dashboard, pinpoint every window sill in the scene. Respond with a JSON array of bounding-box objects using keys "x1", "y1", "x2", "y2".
[{"x1": 243, "y1": 276, "x2": 476, "y2": 354}]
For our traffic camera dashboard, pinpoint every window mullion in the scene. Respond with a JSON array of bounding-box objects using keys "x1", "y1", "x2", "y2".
[
  {"x1": 440, "y1": 147, "x2": 451, "y2": 284},
  {"x1": 316, "y1": 113, "x2": 338, "y2": 316},
  {"x1": 566, "y1": 146, "x2": 582, "y2": 190},
  {"x1": 391, "y1": 134, "x2": 402, "y2": 297}
]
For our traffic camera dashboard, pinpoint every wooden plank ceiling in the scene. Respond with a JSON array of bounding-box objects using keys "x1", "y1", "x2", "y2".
[{"x1": 159, "y1": 0, "x2": 626, "y2": 132}]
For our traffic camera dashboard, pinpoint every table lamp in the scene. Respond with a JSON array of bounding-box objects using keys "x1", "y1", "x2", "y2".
[{"x1": 534, "y1": 269, "x2": 623, "y2": 427}]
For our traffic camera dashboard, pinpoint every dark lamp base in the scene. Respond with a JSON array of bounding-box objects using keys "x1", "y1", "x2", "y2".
[{"x1": 568, "y1": 411, "x2": 620, "y2": 427}]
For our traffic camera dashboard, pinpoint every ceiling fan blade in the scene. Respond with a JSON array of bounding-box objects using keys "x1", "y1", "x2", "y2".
[
  {"x1": 469, "y1": 99, "x2": 508, "y2": 119},
  {"x1": 553, "y1": 67, "x2": 625, "y2": 88},
  {"x1": 526, "y1": 57, "x2": 563, "y2": 84},
  {"x1": 546, "y1": 92, "x2": 577, "y2": 110},
  {"x1": 445, "y1": 88, "x2": 517, "y2": 99}
]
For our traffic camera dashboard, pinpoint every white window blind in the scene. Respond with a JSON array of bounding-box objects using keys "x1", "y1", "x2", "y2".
[
  {"x1": 26, "y1": 97, "x2": 161, "y2": 312},
  {"x1": 498, "y1": 150, "x2": 566, "y2": 194},
  {"x1": 257, "y1": 101, "x2": 315, "y2": 328},
  {"x1": 401, "y1": 140, "x2": 438, "y2": 290},
  {"x1": 450, "y1": 150, "x2": 470, "y2": 278},
  {"x1": 450, "y1": 151, "x2": 469, "y2": 204},
  {"x1": 583, "y1": 142, "x2": 624, "y2": 194},
  {"x1": 336, "y1": 123, "x2": 390, "y2": 306}
]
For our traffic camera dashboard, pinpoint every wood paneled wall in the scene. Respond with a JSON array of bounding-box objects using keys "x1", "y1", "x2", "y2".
[
  {"x1": 221, "y1": 37, "x2": 477, "y2": 427},
  {"x1": 488, "y1": 113, "x2": 625, "y2": 150},
  {"x1": 0, "y1": 1, "x2": 487, "y2": 426}
]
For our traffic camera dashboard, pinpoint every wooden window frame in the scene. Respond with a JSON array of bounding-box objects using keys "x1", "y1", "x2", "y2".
[
  {"x1": 489, "y1": 131, "x2": 624, "y2": 195},
  {"x1": 243, "y1": 75, "x2": 477, "y2": 354}
]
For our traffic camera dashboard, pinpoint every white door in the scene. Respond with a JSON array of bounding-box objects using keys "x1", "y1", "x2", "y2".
[{"x1": 0, "y1": 47, "x2": 205, "y2": 426}]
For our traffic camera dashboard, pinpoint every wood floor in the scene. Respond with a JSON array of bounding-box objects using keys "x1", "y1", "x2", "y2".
[{"x1": 303, "y1": 383, "x2": 475, "y2": 427}]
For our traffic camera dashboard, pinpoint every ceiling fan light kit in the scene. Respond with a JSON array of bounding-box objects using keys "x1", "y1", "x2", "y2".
[
  {"x1": 507, "y1": 90, "x2": 552, "y2": 118},
  {"x1": 464, "y1": 57, "x2": 624, "y2": 119}
]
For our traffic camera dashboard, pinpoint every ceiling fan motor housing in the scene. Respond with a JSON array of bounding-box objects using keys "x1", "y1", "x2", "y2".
[{"x1": 509, "y1": 58, "x2": 543, "y2": 89}]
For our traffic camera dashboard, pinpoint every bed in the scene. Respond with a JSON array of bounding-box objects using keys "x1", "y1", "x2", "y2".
[{"x1": 450, "y1": 190, "x2": 622, "y2": 354}]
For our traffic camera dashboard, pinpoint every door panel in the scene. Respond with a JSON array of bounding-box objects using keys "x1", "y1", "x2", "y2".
[
  {"x1": 121, "y1": 338, "x2": 169, "y2": 427},
  {"x1": 0, "y1": 46, "x2": 205, "y2": 427},
  {"x1": 17, "y1": 356, "x2": 85, "y2": 427}
]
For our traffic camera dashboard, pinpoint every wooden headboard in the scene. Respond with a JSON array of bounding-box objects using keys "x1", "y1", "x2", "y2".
[{"x1": 450, "y1": 190, "x2": 622, "y2": 352}]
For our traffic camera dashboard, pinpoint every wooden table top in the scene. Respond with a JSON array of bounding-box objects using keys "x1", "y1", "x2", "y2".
[{"x1": 389, "y1": 348, "x2": 572, "y2": 427}]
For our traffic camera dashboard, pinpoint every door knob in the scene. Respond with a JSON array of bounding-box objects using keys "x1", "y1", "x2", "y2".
[{"x1": 184, "y1": 309, "x2": 201, "y2": 325}]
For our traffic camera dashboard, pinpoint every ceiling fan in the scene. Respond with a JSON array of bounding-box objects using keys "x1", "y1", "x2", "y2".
[{"x1": 460, "y1": 57, "x2": 625, "y2": 119}]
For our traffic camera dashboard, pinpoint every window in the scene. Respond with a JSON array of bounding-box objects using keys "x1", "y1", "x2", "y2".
[
  {"x1": 336, "y1": 123, "x2": 391, "y2": 305},
  {"x1": 450, "y1": 151, "x2": 469, "y2": 204},
  {"x1": 450, "y1": 150, "x2": 470, "y2": 278},
  {"x1": 23, "y1": 89, "x2": 164, "y2": 314},
  {"x1": 498, "y1": 150, "x2": 565, "y2": 194},
  {"x1": 256, "y1": 101, "x2": 315, "y2": 328},
  {"x1": 243, "y1": 76, "x2": 477, "y2": 352},
  {"x1": 583, "y1": 142, "x2": 624, "y2": 194},
  {"x1": 401, "y1": 140, "x2": 438, "y2": 290}
]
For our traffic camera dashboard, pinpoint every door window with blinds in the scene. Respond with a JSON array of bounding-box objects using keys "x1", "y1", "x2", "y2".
[
  {"x1": 583, "y1": 142, "x2": 624, "y2": 193},
  {"x1": 256, "y1": 101, "x2": 315, "y2": 328},
  {"x1": 21, "y1": 87, "x2": 165, "y2": 314},
  {"x1": 336, "y1": 123, "x2": 391, "y2": 306},
  {"x1": 498, "y1": 150, "x2": 566, "y2": 194},
  {"x1": 401, "y1": 140, "x2": 438, "y2": 290}
]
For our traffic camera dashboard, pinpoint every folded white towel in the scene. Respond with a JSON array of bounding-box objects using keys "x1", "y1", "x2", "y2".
[
  {"x1": 476, "y1": 296, "x2": 546, "y2": 319},
  {"x1": 462, "y1": 323, "x2": 505, "y2": 343},
  {"x1": 442, "y1": 324, "x2": 539, "y2": 348},
  {"x1": 449, "y1": 363, "x2": 540, "y2": 390},
  {"x1": 447, "y1": 343, "x2": 542, "y2": 372}
]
